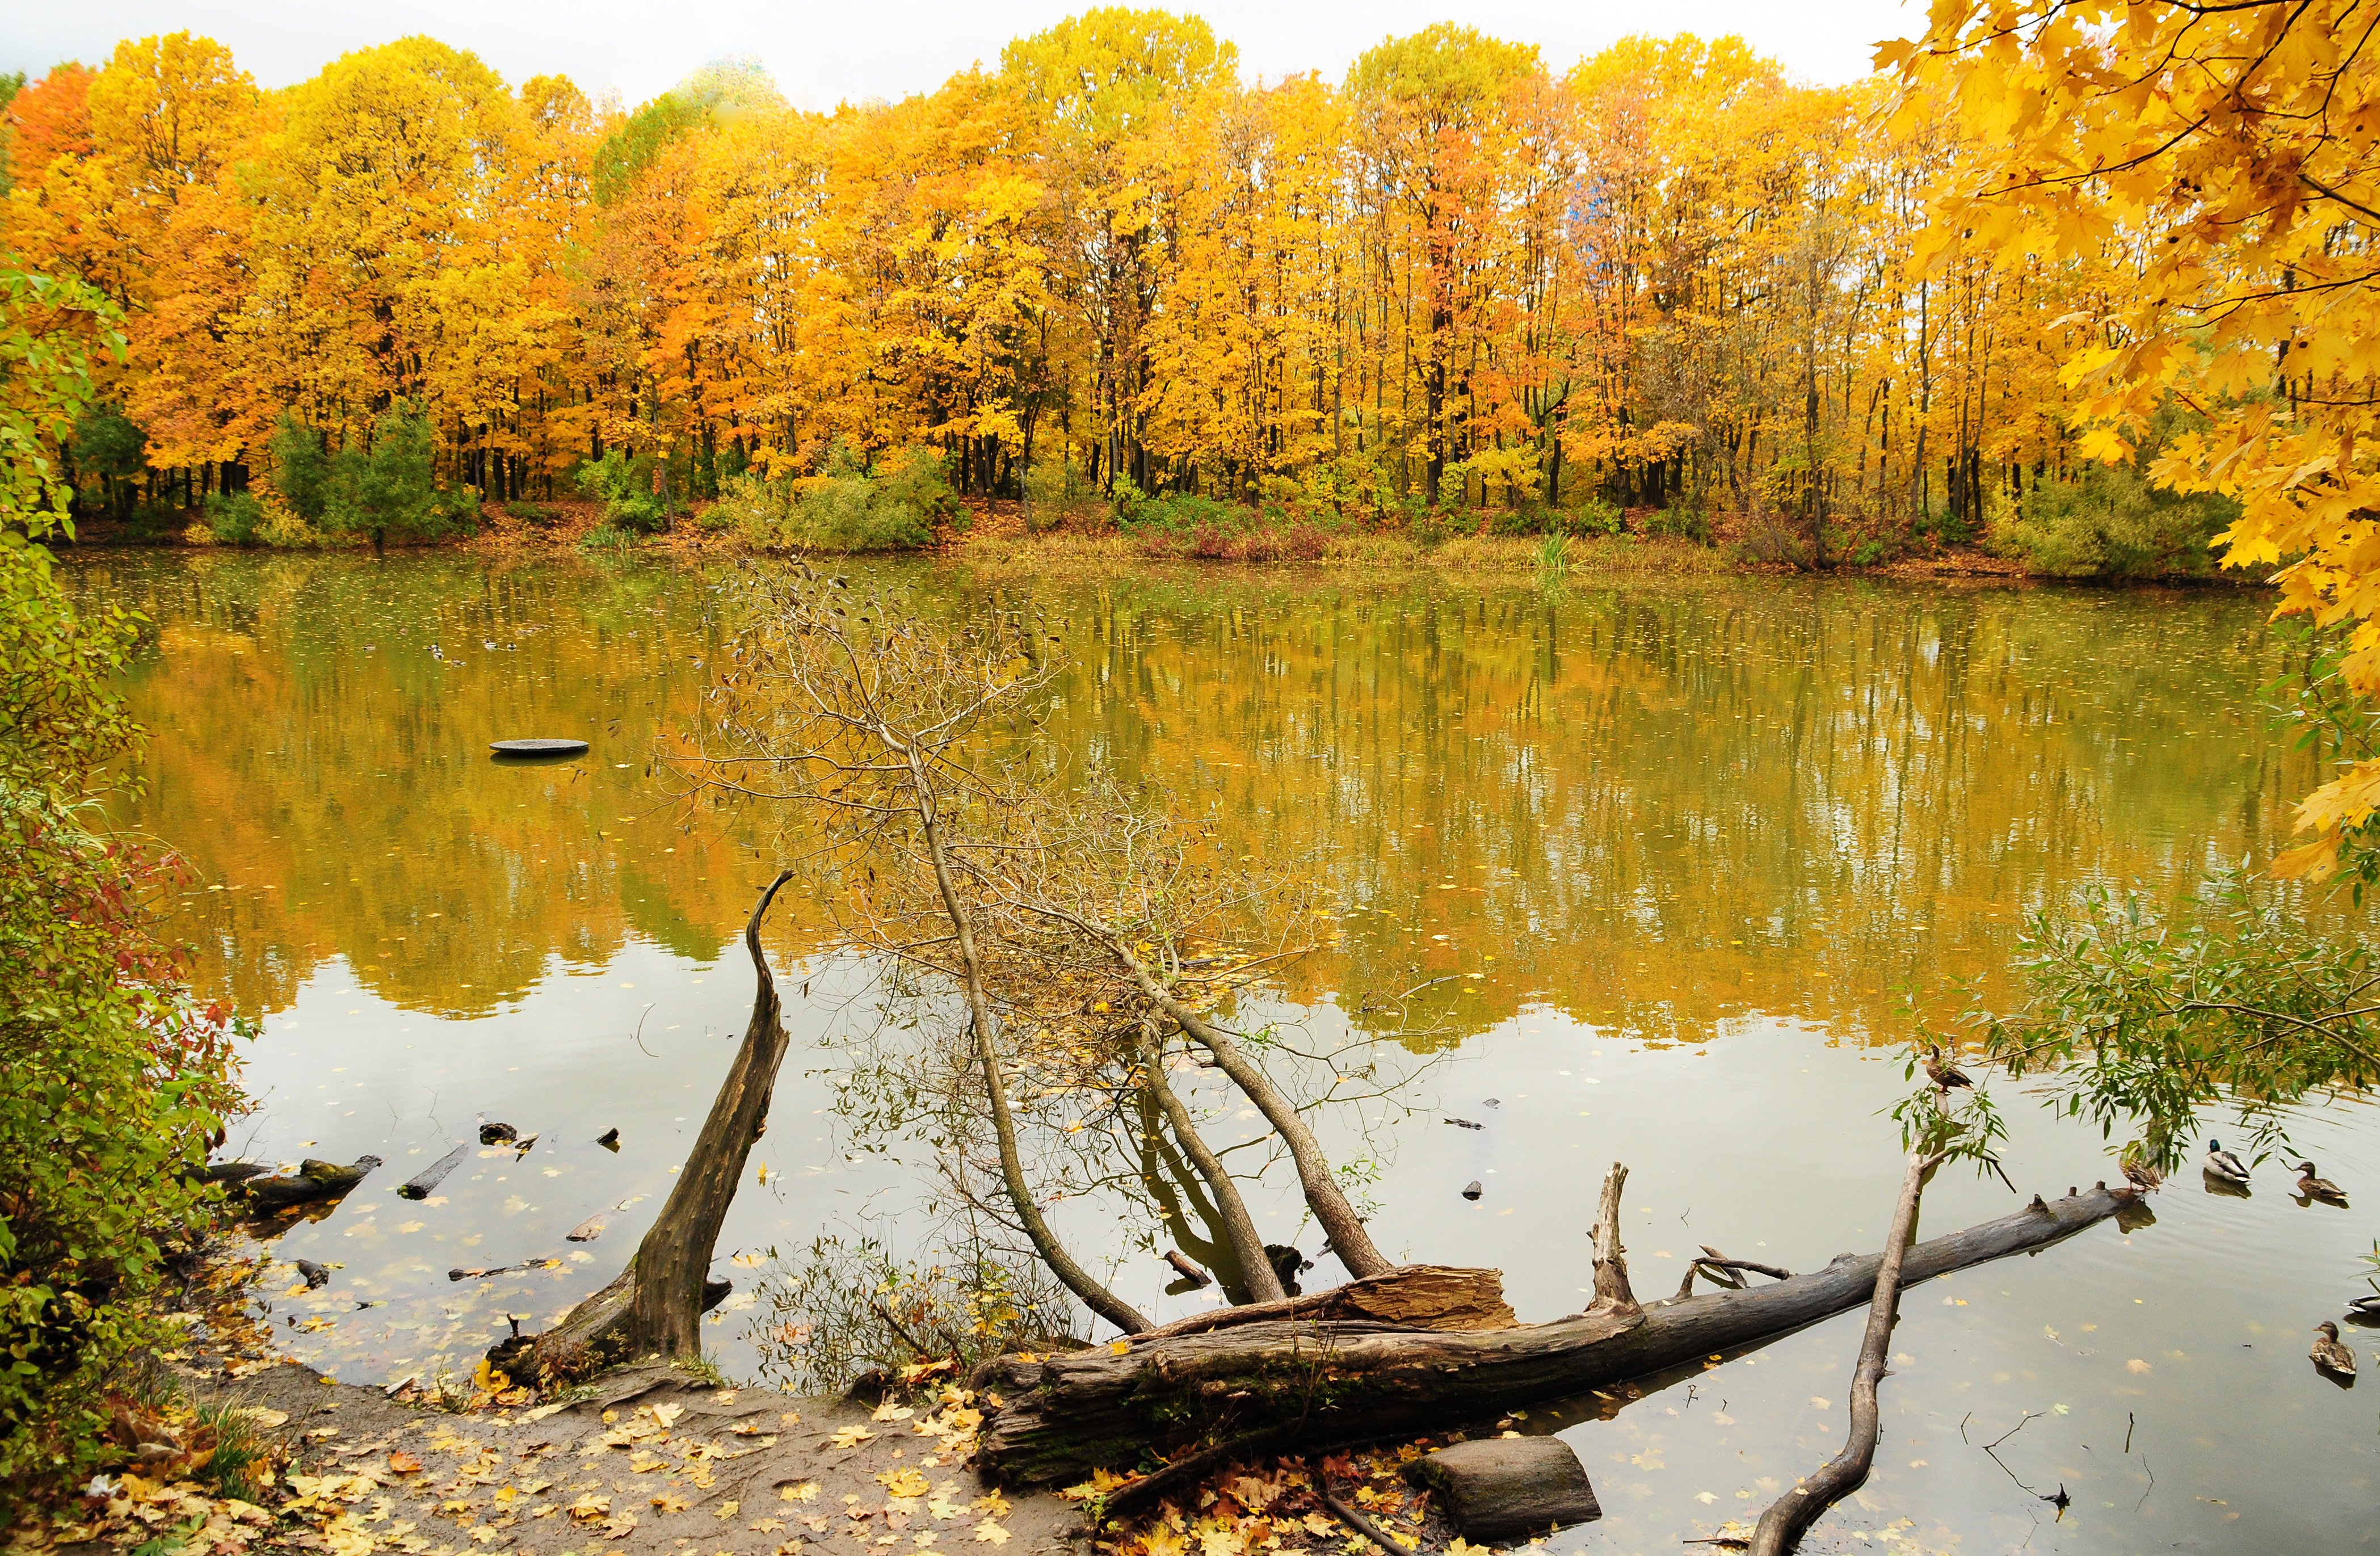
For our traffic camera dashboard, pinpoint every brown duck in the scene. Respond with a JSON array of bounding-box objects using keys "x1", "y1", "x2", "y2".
[
  {"x1": 1923, "y1": 1044, "x2": 1974, "y2": 1093},
  {"x1": 2313, "y1": 1321, "x2": 2359, "y2": 1378},
  {"x1": 2295, "y1": 1160, "x2": 2350, "y2": 1206}
]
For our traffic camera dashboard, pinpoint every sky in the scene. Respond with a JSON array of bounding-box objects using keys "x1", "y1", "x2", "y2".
[{"x1": 5, "y1": 0, "x2": 1921, "y2": 111}]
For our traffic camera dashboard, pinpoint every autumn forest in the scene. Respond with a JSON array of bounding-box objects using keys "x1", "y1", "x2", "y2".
[{"x1": 4, "y1": 15, "x2": 2146, "y2": 563}]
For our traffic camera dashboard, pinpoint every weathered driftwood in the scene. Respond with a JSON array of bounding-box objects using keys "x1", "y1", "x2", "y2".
[
  {"x1": 519, "y1": 873, "x2": 794, "y2": 1380},
  {"x1": 1136, "y1": 1265, "x2": 1518, "y2": 1344},
  {"x1": 1164, "y1": 1251, "x2": 1213, "y2": 1288},
  {"x1": 1407, "y1": 1438, "x2": 1601, "y2": 1541},
  {"x1": 398, "y1": 1144, "x2": 467, "y2": 1200},
  {"x1": 1749, "y1": 1151, "x2": 1942, "y2": 1556},
  {"x1": 974, "y1": 1183, "x2": 2133, "y2": 1487},
  {"x1": 243, "y1": 1156, "x2": 382, "y2": 1213}
]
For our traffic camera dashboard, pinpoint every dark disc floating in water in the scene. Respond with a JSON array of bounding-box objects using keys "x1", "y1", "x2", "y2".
[{"x1": 490, "y1": 738, "x2": 588, "y2": 758}]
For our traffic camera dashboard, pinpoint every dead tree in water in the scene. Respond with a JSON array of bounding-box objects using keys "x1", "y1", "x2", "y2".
[
  {"x1": 518, "y1": 574, "x2": 2136, "y2": 1504},
  {"x1": 974, "y1": 1172, "x2": 2137, "y2": 1496},
  {"x1": 520, "y1": 872, "x2": 795, "y2": 1378},
  {"x1": 1749, "y1": 1149, "x2": 1946, "y2": 1555}
]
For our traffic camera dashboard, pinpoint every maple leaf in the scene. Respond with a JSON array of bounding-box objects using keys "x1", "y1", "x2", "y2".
[
  {"x1": 878, "y1": 1470, "x2": 931, "y2": 1500},
  {"x1": 651, "y1": 1493, "x2": 692, "y2": 1513},
  {"x1": 973, "y1": 1521, "x2": 1011, "y2": 1546},
  {"x1": 781, "y1": 1482, "x2": 822, "y2": 1503}
]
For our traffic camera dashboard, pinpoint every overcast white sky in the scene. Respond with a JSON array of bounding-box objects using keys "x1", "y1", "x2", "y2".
[{"x1": 6, "y1": 1, "x2": 1919, "y2": 110}]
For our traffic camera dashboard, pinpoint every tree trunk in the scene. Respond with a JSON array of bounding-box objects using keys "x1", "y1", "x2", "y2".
[
  {"x1": 1122, "y1": 968, "x2": 1390, "y2": 1279},
  {"x1": 1142, "y1": 1030, "x2": 1287, "y2": 1303},
  {"x1": 1749, "y1": 1151, "x2": 1944, "y2": 1555},
  {"x1": 626, "y1": 870, "x2": 798, "y2": 1357},
  {"x1": 973, "y1": 1183, "x2": 2133, "y2": 1488},
  {"x1": 904, "y1": 744, "x2": 1150, "y2": 1337},
  {"x1": 520, "y1": 872, "x2": 794, "y2": 1381}
]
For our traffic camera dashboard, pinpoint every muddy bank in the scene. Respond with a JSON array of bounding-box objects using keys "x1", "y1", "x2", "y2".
[{"x1": 186, "y1": 1361, "x2": 1090, "y2": 1556}]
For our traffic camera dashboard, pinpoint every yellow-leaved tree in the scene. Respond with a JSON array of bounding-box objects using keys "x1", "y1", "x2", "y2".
[{"x1": 1887, "y1": 1, "x2": 2380, "y2": 879}]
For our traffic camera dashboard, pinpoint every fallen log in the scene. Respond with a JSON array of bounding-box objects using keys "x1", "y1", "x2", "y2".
[
  {"x1": 974, "y1": 1182, "x2": 2134, "y2": 1487},
  {"x1": 1406, "y1": 1438, "x2": 1600, "y2": 1542},
  {"x1": 243, "y1": 1156, "x2": 383, "y2": 1213},
  {"x1": 515, "y1": 872, "x2": 793, "y2": 1382},
  {"x1": 399, "y1": 1145, "x2": 468, "y2": 1200}
]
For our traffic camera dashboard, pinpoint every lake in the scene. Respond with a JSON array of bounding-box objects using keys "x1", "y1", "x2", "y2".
[{"x1": 73, "y1": 550, "x2": 2374, "y2": 1554}]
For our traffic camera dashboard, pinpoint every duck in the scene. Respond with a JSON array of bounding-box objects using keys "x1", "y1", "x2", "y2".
[
  {"x1": 2313, "y1": 1321, "x2": 2359, "y2": 1377},
  {"x1": 2120, "y1": 1142, "x2": 2164, "y2": 1193},
  {"x1": 2295, "y1": 1160, "x2": 2350, "y2": 1206},
  {"x1": 2203, "y1": 1139, "x2": 2252, "y2": 1185},
  {"x1": 2347, "y1": 1294, "x2": 2380, "y2": 1321},
  {"x1": 1924, "y1": 1044, "x2": 1974, "y2": 1093}
]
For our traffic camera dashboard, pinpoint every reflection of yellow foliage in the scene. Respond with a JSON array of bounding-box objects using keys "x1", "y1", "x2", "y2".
[{"x1": 104, "y1": 556, "x2": 2310, "y2": 1055}]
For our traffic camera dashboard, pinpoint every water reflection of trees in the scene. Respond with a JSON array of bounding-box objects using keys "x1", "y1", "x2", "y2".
[{"x1": 87, "y1": 553, "x2": 2311, "y2": 1051}]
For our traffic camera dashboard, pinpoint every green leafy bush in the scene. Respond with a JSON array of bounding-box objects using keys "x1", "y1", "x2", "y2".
[
  {"x1": 1118, "y1": 488, "x2": 1246, "y2": 534},
  {"x1": 204, "y1": 490, "x2": 263, "y2": 546},
  {"x1": 1566, "y1": 496, "x2": 1624, "y2": 536},
  {"x1": 1992, "y1": 460, "x2": 2232, "y2": 577},
  {"x1": 272, "y1": 408, "x2": 475, "y2": 544},
  {"x1": 574, "y1": 448, "x2": 668, "y2": 534},
  {"x1": 725, "y1": 444, "x2": 952, "y2": 553},
  {"x1": 0, "y1": 257, "x2": 244, "y2": 1513},
  {"x1": 1643, "y1": 502, "x2": 1712, "y2": 545}
]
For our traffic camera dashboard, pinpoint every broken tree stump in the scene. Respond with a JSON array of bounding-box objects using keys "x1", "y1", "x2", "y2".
[
  {"x1": 518, "y1": 872, "x2": 793, "y2": 1381},
  {"x1": 1407, "y1": 1439, "x2": 1601, "y2": 1542},
  {"x1": 974, "y1": 1183, "x2": 2135, "y2": 1487}
]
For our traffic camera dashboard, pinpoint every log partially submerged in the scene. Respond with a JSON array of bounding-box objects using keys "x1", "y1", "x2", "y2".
[
  {"x1": 975, "y1": 1182, "x2": 2135, "y2": 1487},
  {"x1": 243, "y1": 1156, "x2": 383, "y2": 1213}
]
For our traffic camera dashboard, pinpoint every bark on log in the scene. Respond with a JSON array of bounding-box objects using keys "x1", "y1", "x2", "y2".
[
  {"x1": 1748, "y1": 1151, "x2": 1942, "y2": 1556},
  {"x1": 1137, "y1": 1265, "x2": 1517, "y2": 1343},
  {"x1": 974, "y1": 1184, "x2": 2133, "y2": 1487},
  {"x1": 399, "y1": 1145, "x2": 467, "y2": 1200},
  {"x1": 624, "y1": 870, "x2": 797, "y2": 1358},
  {"x1": 244, "y1": 1156, "x2": 382, "y2": 1212},
  {"x1": 1590, "y1": 1163, "x2": 1636, "y2": 1310},
  {"x1": 1406, "y1": 1439, "x2": 1601, "y2": 1541}
]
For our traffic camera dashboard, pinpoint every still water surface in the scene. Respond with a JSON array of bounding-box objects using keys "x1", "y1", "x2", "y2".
[{"x1": 73, "y1": 552, "x2": 2379, "y2": 1554}]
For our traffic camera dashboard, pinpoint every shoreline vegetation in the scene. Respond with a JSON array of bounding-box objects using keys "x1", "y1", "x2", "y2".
[
  {"x1": 78, "y1": 490, "x2": 2249, "y2": 587},
  {"x1": 9, "y1": 0, "x2": 2373, "y2": 1544},
  {"x1": 8, "y1": 19, "x2": 2255, "y2": 591}
]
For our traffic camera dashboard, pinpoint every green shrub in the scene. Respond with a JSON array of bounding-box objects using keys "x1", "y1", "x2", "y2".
[
  {"x1": 204, "y1": 490, "x2": 263, "y2": 546},
  {"x1": 1992, "y1": 461, "x2": 2231, "y2": 577},
  {"x1": 1849, "y1": 536, "x2": 1889, "y2": 567},
  {"x1": 574, "y1": 448, "x2": 668, "y2": 534},
  {"x1": 1135, "y1": 493, "x2": 1243, "y2": 533},
  {"x1": 0, "y1": 258, "x2": 245, "y2": 1510},
  {"x1": 274, "y1": 408, "x2": 474, "y2": 544},
  {"x1": 725, "y1": 444, "x2": 951, "y2": 553},
  {"x1": 1566, "y1": 496, "x2": 1624, "y2": 537},
  {"x1": 1644, "y1": 503, "x2": 1712, "y2": 545},
  {"x1": 506, "y1": 501, "x2": 563, "y2": 528}
]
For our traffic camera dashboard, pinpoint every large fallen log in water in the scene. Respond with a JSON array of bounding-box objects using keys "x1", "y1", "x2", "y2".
[{"x1": 974, "y1": 1181, "x2": 2134, "y2": 1488}]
